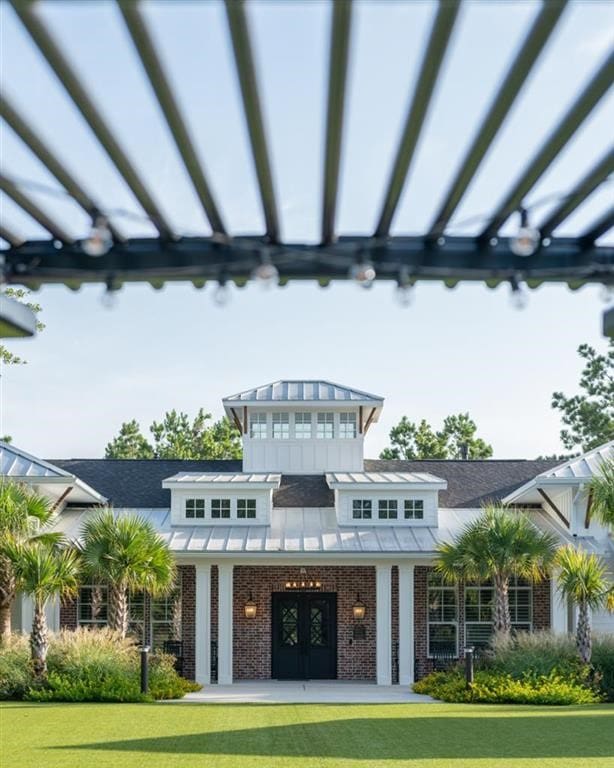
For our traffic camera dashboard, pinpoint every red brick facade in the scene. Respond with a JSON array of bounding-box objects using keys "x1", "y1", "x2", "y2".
[{"x1": 60, "y1": 563, "x2": 552, "y2": 683}]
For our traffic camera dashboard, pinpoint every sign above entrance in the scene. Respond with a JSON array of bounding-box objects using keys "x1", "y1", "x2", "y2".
[{"x1": 284, "y1": 580, "x2": 322, "y2": 590}]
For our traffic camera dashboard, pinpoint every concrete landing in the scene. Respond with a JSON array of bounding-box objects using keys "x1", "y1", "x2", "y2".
[{"x1": 177, "y1": 681, "x2": 435, "y2": 704}]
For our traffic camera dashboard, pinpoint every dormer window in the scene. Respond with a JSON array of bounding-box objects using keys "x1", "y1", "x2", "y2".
[
  {"x1": 317, "y1": 412, "x2": 334, "y2": 439},
  {"x1": 211, "y1": 499, "x2": 231, "y2": 519},
  {"x1": 250, "y1": 413, "x2": 267, "y2": 439},
  {"x1": 186, "y1": 499, "x2": 205, "y2": 519},
  {"x1": 294, "y1": 412, "x2": 312, "y2": 439},
  {"x1": 272, "y1": 413, "x2": 290, "y2": 439},
  {"x1": 378, "y1": 500, "x2": 398, "y2": 520},
  {"x1": 404, "y1": 500, "x2": 424, "y2": 520},
  {"x1": 237, "y1": 499, "x2": 257, "y2": 519},
  {"x1": 352, "y1": 499, "x2": 372, "y2": 520},
  {"x1": 339, "y1": 412, "x2": 357, "y2": 439}
]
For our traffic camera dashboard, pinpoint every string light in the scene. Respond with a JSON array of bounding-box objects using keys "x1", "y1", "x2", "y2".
[
  {"x1": 251, "y1": 253, "x2": 279, "y2": 287},
  {"x1": 395, "y1": 265, "x2": 414, "y2": 307},
  {"x1": 509, "y1": 273, "x2": 529, "y2": 310},
  {"x1": 510, "y1": 207, "x2": 540, "y2": 257},
  {"x1": 349, "y1": 257, "x2": 376, "y2": 288},
  {"x1": 213, "y1": 275, "x2": 231, "y2": 306},
  {"x1": 82, "y1": 214, "x2": 113, "y2": 257}
]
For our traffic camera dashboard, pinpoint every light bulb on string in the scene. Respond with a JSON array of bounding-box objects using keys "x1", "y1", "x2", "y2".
[
  {"x1": 82, "y1": 214, "x2": 113, "y2": 257},
  {"x1": 349, "y1": 256, "x2": 376, "y2": 288},
  {"x1": 213, "y1": 276, "x2": 231, "y2": 307},
  {"x1": 251, "y1": 253, "x2": 279, "y2": 288},
  {"x1": 509, "y1": 274, "x2": 529, "y2": 310},
  {"x1": 510, "y1": 207, "x2": 540, "y2": 257},
  {"x1": 395, "y1": 265, "x2": 414, "y2": 307}
]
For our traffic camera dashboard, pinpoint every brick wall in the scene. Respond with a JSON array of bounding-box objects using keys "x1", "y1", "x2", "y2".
[
  {"x1": 59, "y1": 597, "x2": 78, "y2": 630},
  {"x1": 231, "y1": 565, "x2": 377, "y2": 681},
  {"x1": 179, "y1": 565, "x2": 195, "y2": 680}
]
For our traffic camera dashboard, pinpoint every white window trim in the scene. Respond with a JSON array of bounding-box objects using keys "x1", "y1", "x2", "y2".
[
  {"x1": 378, "y1": 499, "x2": 398, "y2": 520},
  {"x1": 464, "y1": 579, "x2": 533, "y2": 647},
  {"x1": 427, "y1": 577, "x2": 459, "y2": 659}
]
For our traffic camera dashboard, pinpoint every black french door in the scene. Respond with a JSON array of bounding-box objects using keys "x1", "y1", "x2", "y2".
[{"x1": 271, "y1": 592, "x2": 337, "y2": 680}]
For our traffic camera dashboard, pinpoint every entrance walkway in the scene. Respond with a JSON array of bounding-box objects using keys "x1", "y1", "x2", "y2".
[{"x1": 179, "y1": 681, "x2": 435, "y2": 704}]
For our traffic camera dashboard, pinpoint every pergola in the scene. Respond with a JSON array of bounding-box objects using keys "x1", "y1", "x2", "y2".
[{"x1": 1, "y1": 0, "x2": 613, "y2": 331}]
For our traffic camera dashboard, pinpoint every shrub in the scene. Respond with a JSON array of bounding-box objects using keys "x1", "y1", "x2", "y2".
[
  {"x1": 481, "y1": 631, "x2": 582, "y2": 678},
  {"x1": 1, "y1": 628, "x2": 199, "y2": 702},
  {"x1": 414, "y1": 668, "x2": 601, "y2": 705},
  {"x1": 592, "y1": 634, "x2": 614, "y2": 702},
  {"x1": 0, "y1": 635, "x2": 31, "y2": 700}
]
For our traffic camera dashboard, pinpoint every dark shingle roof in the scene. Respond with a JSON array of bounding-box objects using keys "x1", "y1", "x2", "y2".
[
  {"x1": 364, "y1": 459, "x2": 558, "y2": 508},
  {"x1": 49, "y1": 458, "x2": 559, "y2": 509}
]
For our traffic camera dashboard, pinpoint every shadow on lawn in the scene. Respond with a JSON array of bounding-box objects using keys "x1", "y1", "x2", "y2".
[{"x1": 55, "y1": 710, "x2": 614, "y2": 760}]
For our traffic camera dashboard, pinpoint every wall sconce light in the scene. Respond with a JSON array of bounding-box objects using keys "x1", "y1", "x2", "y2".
[
  {"x1": 352, "y1": 593, "x2": 366, "y2": 620},
  {"x1": 244, "y1": 592, "x2": 257, "y2": 619}
]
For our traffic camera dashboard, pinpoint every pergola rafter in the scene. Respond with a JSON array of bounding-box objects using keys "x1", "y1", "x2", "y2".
[{"x1": 1, "y1": 0, "x2": 612, "y2": 294}]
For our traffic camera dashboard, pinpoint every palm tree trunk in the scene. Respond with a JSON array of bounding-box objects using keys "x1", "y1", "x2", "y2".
[
  {"x1": 0, "y1": 555, "x2": 16, "y2": 639},
  {"x1": 30, "y1": 598, "x2": 49, "y2": 679},
  {"x1": 493, "y1": 574, "x2": 511, "y2": 635},
  {"x1": 108, "y1": 584, "x2": 129, "y2": 638},
  {"x1": 576, "y1": 599, "x2": 592, "y2": 664}
]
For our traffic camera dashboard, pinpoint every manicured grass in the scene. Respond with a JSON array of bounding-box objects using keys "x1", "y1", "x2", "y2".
[{"x1": 2, "y1": 701, "x2": 614, "y2": 767}]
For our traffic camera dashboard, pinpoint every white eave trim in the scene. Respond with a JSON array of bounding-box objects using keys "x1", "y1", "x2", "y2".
[
  {"x1": 9, "y1": 474, "x2": 107, "y2": 504},
  {"x1": 503, "y1": 476, "x2": 588, "y2": 505},
  {"x1": 328, "y1": 481, "x2": 447, "y2": 492}
]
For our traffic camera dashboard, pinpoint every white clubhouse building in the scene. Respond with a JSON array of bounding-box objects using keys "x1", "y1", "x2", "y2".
[{"x1": 3, "y1": 380, "x2": 613, "y2": 686}]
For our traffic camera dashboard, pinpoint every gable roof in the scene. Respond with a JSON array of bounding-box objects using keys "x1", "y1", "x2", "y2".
[
  {"x1": 222, "y1": 380, "x2": 383, "y2": 404},
  {"x1": 48, "y1": 457, "x2": 558, "y2": 509}
]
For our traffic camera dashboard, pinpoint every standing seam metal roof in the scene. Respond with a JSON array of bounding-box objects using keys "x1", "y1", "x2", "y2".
[{"x1": 222, "y1": 380, "x2": 384, "y2": 403}]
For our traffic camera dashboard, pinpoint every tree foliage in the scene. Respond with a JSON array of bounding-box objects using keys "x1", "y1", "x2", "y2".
[
  {"x1": 0, "y1": 288, "x2": 45, "y2": 366},
  {"x1": 105, "y1": 409, "x2": 242, "y2": 459},
  {"x1": 552, "y1": 341, "x2": 614, "y2": 452},
  {"x1": 587, "y1": 457, "x2": 614, "y2": 530},
  {"x1": 379, "y1": 413, "x2": 493, "y2": 460},
  {"x1": 436, "y1": 506, "x2": 557, "y2": 636}
]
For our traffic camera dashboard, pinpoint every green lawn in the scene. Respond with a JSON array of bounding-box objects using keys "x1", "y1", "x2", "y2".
[{"x1": 2, "y1": 701, "x2": 614, "y2": 767}]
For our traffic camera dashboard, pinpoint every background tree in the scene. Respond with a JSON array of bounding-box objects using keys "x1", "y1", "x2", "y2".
[
  {"x1": 555, "y1": 546, "x2": 614, "y2": 664},
  {"x1": 436, "y1": 506, "x2": 557, "y2": 635},
  {"x1": 0, "y1": 287, "x2": 45, "y2": 366},
  {"x1": 587, "y1": 457, "x2": 614, "y2": 529},
  {"x1": 79, "y1": 509, "x2": 175, "y2": 638},
  {"x1": 380, "y1": 412, "x2": 493, "y2": 460},
  {"x1": 552, "y1": 341, "x2": 614, "y2": 452},
  {"x1": 105, "y1": 409, "x2": 242, "y2": 459},
  {"x1": 0, "y1": 481, "x2": 59, "y2": 638},
  {"x1": 6, "y1": 540, "x2": 80, "y2": 678}
]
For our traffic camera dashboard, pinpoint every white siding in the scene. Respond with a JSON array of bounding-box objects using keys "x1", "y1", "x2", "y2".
[
  {"x1": 335, "y1": 489, "x2": 439, "y2": 527},
  {"x1": 169, "y1": 488, "x2": 273, "y2": 526}
]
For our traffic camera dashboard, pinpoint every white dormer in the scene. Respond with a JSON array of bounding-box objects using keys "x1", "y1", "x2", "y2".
[
  {"x1": 223, "y1": 380, "x2": 384, "y2": 474},
  {"x1": 326, "y1": 471, "x2": 447, "y2": 527}
]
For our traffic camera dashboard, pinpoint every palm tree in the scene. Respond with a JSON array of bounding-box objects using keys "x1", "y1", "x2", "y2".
[
  {"x1": 7, "y1": 541, "x2": 80, "y2": 678},
  {"x1": 555, "y1": 546, "x2": 614, "y2": 664},
  {"x1": 79, "y1": 509, "x2": 175, "y2": 638},
  {"x1": 436, "y1": 505, "x2": 558, "y2": 635},
  {"x1": 587, "y1": 457, "x2": 614, "y2": 529},
  {"x1": 0, "y1": 481, "x2": 59, "y2": 639}
]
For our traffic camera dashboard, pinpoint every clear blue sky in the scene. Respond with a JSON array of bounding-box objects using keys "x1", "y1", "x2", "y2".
[{"x1": 1, "y1": 1, "x2": 613, "y2": 460}]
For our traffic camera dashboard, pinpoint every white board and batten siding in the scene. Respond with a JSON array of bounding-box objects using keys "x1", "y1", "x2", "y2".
[
  {"x1": 243, "y1": 435, "x2": 364, "y2": 474},
  {"x1": 335, "y1": 489, "x2": 439, "y2": 527}
]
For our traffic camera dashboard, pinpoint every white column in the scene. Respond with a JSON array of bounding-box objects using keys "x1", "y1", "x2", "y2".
[
  {"x1": 217, "y1": 563, "x2": 234, "y2": 685},
  {"x1": 195, "y1": 564, "x2": 211, "y2": 685},
  {"x1": 550, "y1": 569, "x2": 567, "y2": 634},
  {"x1": 376, "y1": 564, "x2": 392, "y2": 686},
  {"x1": 398, "y1": 564, "x2": 414, "y2": 685}
]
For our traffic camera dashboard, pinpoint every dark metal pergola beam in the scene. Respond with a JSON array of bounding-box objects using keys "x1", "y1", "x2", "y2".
[
  {"x1": 428, "y1": 0, "x2": 567, "y2": 238},
  {"x1": 539, "y1": 147, "x2": 614, "y2": 237},
  {"x1": 480, "y1": 49, "x2": 614, "y2": 240},
  {"x1": 0, "y1": 93, "x2": 123, "y2": 241},
  {"x1": 321, "y1": 0, "x2": 352, "y2": 246},
  {"x1": 118, "y1": 0, "x2": 227, "y2": 237},
  {"x1": 5, "y1": 235, "x2": 611, "y2": 287},
  {"x1": 11, "y1": 0, "x2": 174, "y2": 239},
  {"x1": 0, "y1": 173, "x2": 73, "y2": 243},
  {"x1": 374, "y1": 0, "x2": 460, "y2": 239},
  {"x1": 580, "y1": 206, "x2": 614, "y2": 246},
  {"x1": 225, "y1": 0, "x2": 280, "y2": 243},
  {"x1": 0, "y1": 224, "x2": 24, "y2": 247}
]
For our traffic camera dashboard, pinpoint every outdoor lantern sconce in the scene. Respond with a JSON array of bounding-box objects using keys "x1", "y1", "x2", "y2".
[
  {"x1": 352, "y1": 594, "x2": 366, "y2": 621},
  {"x1": 244, "y1": 593, "x2": 257, "y2": 619}
]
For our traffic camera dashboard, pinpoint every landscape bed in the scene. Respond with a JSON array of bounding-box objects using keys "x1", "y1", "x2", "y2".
[{"x1": 3, "y1": 701, "x2": 614, "y2": 768}]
